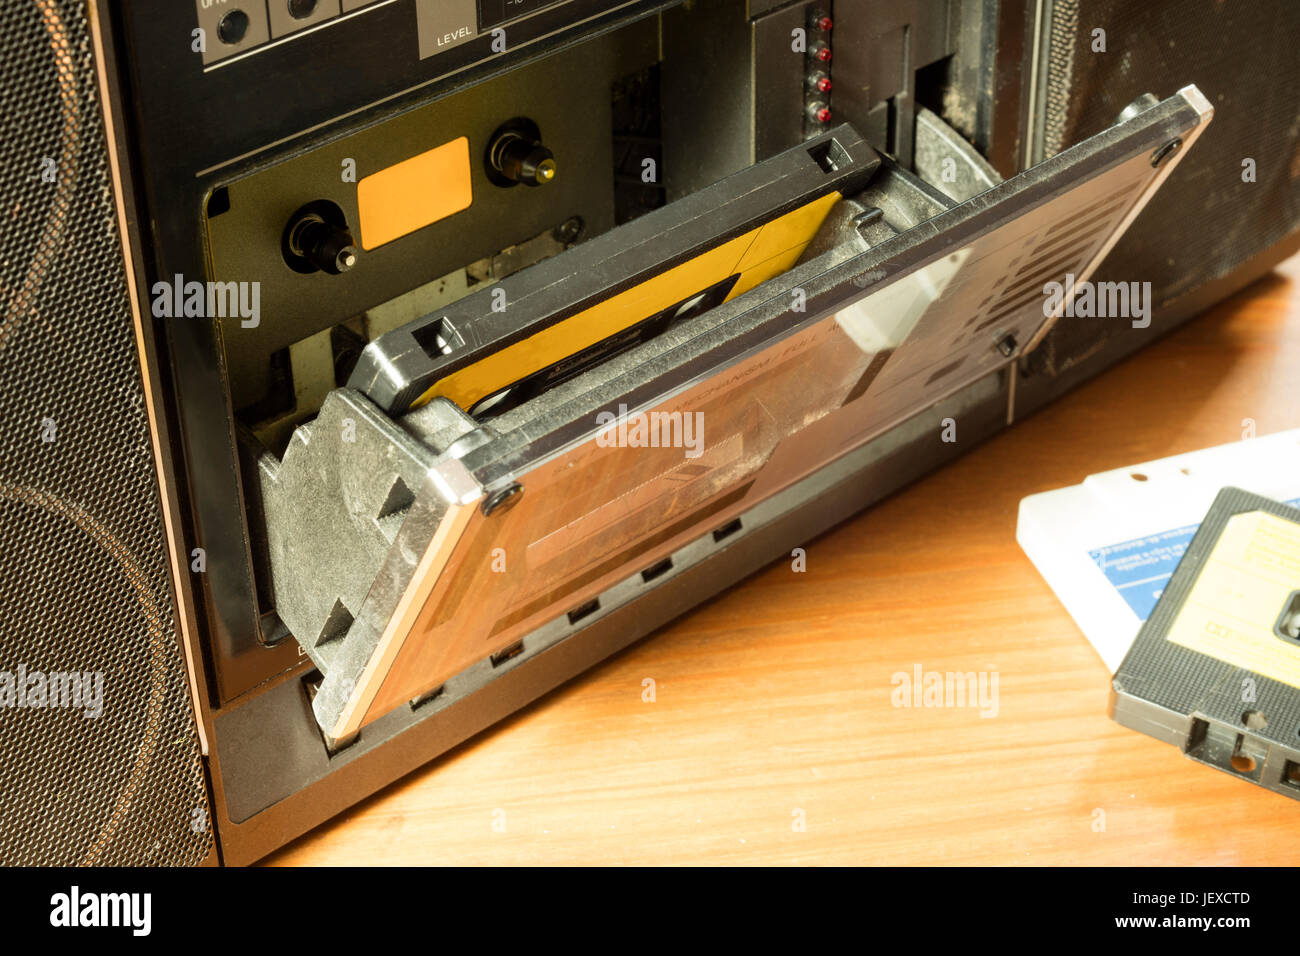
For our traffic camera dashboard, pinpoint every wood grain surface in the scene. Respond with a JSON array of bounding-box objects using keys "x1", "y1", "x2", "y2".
[{"x1": 267, "y1": 254, "x2": 1300, "y2": 865}]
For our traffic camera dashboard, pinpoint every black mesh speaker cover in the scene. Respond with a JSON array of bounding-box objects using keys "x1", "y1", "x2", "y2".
[
  {"x1": 0, "y1": 1, "x2": 212, "y2": 865},
  {"x1": 1033, "y1": 0, "x2": 1300, "y2": 373}
]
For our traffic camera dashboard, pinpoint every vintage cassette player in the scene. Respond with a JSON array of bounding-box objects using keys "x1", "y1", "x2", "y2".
[{"x1": 9, "y1": 0, "x2": 1299, "y2": 866}]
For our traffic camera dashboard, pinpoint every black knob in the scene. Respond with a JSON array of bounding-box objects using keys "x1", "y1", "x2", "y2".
[
  {"x1": 217, "y1": 9, "x2": 251, "y2": 45},
  {"x1": 488, "y1": 130, "x2": 556, "y2": 187},
  {"x1": 288, "y1": 214, "x2": 357, "y2": 275}
]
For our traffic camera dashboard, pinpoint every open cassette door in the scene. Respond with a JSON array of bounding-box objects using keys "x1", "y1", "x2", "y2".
[{"x1": 251, "y1": 85, "x2": 1212, "y2": 744}]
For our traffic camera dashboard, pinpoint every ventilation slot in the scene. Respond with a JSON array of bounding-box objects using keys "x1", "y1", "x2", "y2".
[
  {"x1": 490, "y1": 641, "x2": 524, "y2": 667},
  {"x1": 970, "y1": 224, "x2": 1129, "y2": 334},
  {"x1": 641, "y1": 557, "x2": 674, "y2": 583},
  {"x1": 567, "y1": 599, "x2": 600, "y2": 625},
  {"x1": 963, "y1": 183, "x2": 1143, "y2": 335},
  {"x1": 712, "y1": 518, "x2": 743, "y2": 542}
]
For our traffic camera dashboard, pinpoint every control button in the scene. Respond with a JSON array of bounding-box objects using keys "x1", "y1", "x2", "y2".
[
  {"x1": 217, "y1": 9, "x2": 251, "y2": 44},
  {"x1": 195, "y1": 0, "x2": 271, "y2": 64},
  {"x1": 810, "y1": 41, "x2": 832, "y2": 64},
  {"x1": 269, "y1": 0, "x2": 340, "y2": 38},
  {"x1": 811, "y1": 12, "x2": 833, "y2": 32}
]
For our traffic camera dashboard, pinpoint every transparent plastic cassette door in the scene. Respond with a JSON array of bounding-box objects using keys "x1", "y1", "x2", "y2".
[{"x1": 303, "y1": 86, "x2": 1212, "y2": 740}]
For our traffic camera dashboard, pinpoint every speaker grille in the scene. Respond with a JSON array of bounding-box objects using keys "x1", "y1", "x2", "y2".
[
  {"x1": 1035, "y1": 0, "x2": 1300, "y2": 371},
  {"x1": 0, "y1": 1, "x2": 211, "y2": 865}
]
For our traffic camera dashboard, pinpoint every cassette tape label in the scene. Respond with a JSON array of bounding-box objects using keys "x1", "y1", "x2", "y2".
[
  {"x1": 422, "y1": 193, "x2": 841, "y2": 412},
  {"x1": 1166, "y1": 510, "x2": 1300, "y2": 688}
]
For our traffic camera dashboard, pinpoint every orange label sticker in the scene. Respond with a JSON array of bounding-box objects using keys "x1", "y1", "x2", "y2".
[{"x1": 357, "y1": 136, "x2": 473, "y2": 250}]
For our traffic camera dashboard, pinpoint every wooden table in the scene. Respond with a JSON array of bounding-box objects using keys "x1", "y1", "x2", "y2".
[{"x1": 268, "y1": 255, "x2": 1300, "y2": 865}]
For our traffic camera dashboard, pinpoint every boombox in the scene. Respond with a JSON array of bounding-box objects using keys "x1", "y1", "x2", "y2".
[{"x1": 0, "y1": 0, "x2": 1296, "y2": 865}]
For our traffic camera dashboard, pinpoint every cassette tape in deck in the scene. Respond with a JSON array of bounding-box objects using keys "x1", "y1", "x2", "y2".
[{"x1": 250, "y1": 90, "x2": 1213, "y2": 745}]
